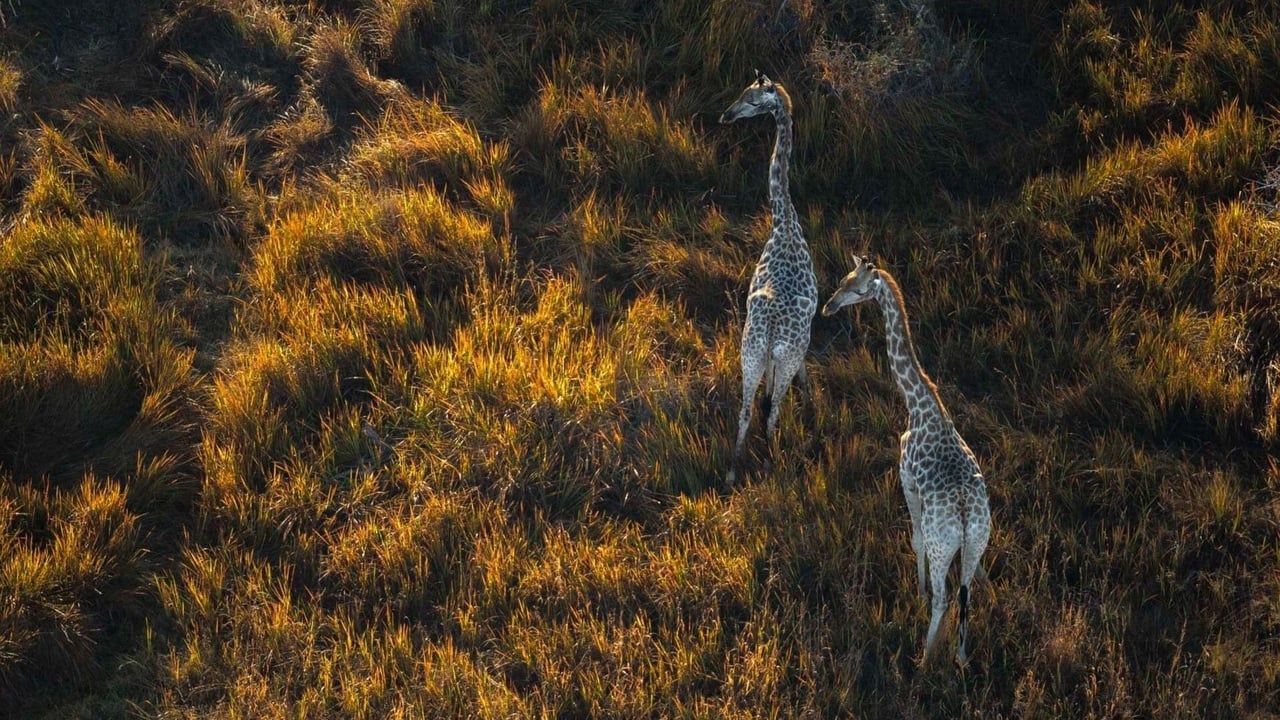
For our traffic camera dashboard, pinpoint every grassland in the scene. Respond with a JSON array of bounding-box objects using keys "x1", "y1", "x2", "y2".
[{"x1": 1, "y1": 0, "x2": 1278, "y2": 717}]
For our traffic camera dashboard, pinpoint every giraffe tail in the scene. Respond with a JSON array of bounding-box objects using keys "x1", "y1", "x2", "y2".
[
  {"x1": 759, "y1": 349, "x2": 777, "y2": 417},
  {"x1": 958, "y1": 498, "x2": 971, "y2": 658}
]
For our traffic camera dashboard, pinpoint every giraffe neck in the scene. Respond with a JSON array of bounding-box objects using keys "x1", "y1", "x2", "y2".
[
  {"x1": 873, "y1": 271, "x2": 949, "y2": 428},
  {"x1": 767, "y1": 104, "x2": 796, "y2": 230}
]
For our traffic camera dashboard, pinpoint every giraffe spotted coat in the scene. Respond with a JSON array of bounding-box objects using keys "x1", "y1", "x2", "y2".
[
  {"x1": 720, "y1": 74, "x2": 817, "y2": 485},
  {"x1": 823, "y1": 258, "x2": 992, "y2": 665}
]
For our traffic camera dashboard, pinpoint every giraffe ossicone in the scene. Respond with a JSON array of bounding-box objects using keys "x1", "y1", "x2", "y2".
[
  {"x1": 823, "y1": 256, "x2": 992, "y2": 665},
  {"x1": 720, "y1": 74, "x2": 817, "y2": 486}
]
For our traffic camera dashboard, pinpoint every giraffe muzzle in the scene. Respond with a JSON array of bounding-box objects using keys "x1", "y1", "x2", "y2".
[
  {"x1": 822, "y1": 291, "x2": 863, "y2": 316},
  {"x1": 821, "y1": 297, "x2": 848, "y2": 316}
]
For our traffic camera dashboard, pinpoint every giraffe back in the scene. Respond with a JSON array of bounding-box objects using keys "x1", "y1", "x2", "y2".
[
  {"x1": 749, "y1": 218, "x2": 817, "y2": 347},
  {"x1": 902, "y1": 418, "x2": 989, "y2": 525}
]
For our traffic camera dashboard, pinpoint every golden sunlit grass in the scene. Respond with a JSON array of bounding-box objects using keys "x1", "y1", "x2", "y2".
[
  {"x1": 0, "y1": 56, "x2": 19, "y2": 112},
  {"x1": 2, "y1": 0, "x2": 1279, "y2": 717}
]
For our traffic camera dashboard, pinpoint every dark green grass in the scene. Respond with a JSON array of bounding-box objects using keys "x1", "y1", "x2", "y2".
[{"x1": 1, "y1": 0, "x2": 1279, "y2": 717}]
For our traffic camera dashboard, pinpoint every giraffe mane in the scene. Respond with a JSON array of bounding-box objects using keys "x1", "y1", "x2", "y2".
[
  {"x1": 877, "y1": 268, "x2": 949, "y2": 414},
  {"x1": 772, "y1": 82, "x2": 793, "y2": 116}
]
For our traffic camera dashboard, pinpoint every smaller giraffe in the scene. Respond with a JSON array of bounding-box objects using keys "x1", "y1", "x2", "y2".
[
  {"x1": 720, "y1": 72, "x2": 817, "y2": 485},
  {"x1": 822, "y1": 256, "x2": 991, "y2": 665}
]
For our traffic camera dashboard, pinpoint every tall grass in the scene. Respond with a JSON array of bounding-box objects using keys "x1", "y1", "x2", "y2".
[
  {"x1": 0, "y1": 215, "x2": 193, "y2": 481},
  {"x1": 2, "y1": 0, "x2": 1279, "y2": 717},
  {"x1": 0, "y1": 216, "x2": 194, "y2": 695}
]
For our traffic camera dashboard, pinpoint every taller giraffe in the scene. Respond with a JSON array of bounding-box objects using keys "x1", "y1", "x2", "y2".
[
  {"x1": 822, "y1": 256, "x2": 992, "y2": 664},
  {"x1": 720, "y1": 72, "x2": 817, "y2": 485}
]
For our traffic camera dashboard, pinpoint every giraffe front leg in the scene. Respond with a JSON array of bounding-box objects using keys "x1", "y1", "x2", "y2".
[
  {"x1": 727, "y1": 393, "x2": 753, "y2": 486},
  {"x1": 912, "y1": 515, "x2": 927, "y2": 602},
  {"x1": 900, "y1": 461, "x2": 926, "y2": 601}
]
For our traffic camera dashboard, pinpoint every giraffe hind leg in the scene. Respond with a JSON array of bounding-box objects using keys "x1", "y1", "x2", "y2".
[
  {"x1": 956, "y1": 516, "x2": 991, "y2": 664},
  {"x1": 923, "y1": 536, "x2": 960, "y2": 662},
  {"x1": 764, "y1": 348, "x2": 803, "y2": 437},
  {"x1": 757, "y1": 387, "x2": 773, "y2": 434},
  {"x1": 792, "y1": 361, "x2": 819, "y2": 430},
  {"x1": 756, "y1": 355, "x2": 778, "y2": 471},
  {"x1": 755, "y1": 390, "x2": 775, "y2": 474},
  {"x1": 728, "y1": 346, "x2": 767, "y2": 486}
]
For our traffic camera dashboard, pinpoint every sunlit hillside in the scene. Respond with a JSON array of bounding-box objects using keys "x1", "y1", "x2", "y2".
[{"x1": 1, "y1": 0, "x2": 1278, "y2": 717}]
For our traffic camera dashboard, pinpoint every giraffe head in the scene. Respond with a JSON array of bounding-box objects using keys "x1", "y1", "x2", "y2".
[
  {"x1": 821, "y1": 256, "x2": 881, "y2": 316},
  {"x1": 719, "y1": 71, "x2": 792, "y2": 124}
]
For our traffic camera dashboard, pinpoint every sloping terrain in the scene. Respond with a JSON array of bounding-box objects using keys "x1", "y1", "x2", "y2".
[{"x1": 0, "y1": 0, "x2": 1277, "y2": 717}]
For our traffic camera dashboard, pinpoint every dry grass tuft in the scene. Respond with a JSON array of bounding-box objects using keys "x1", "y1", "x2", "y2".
[{"x1": 0, "y1": 56, "x2": 20, "y2": 111}]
